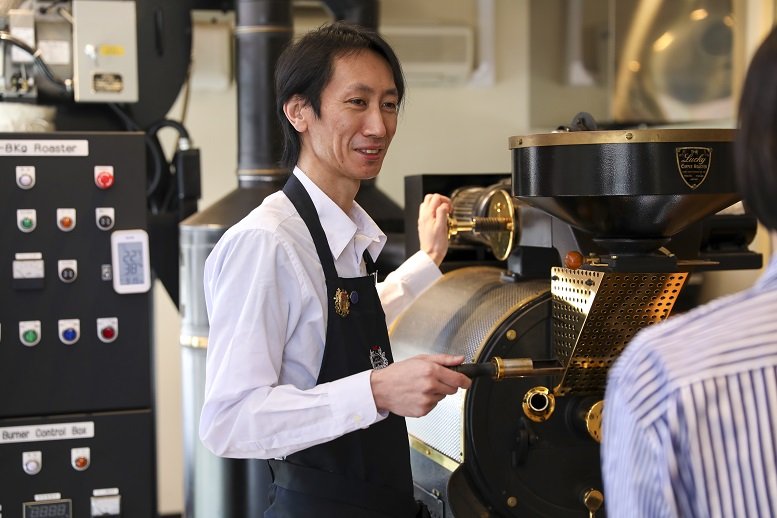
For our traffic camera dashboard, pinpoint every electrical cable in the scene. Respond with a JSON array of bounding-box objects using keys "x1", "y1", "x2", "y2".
[
  {"x1": 0, "y1": 31, "x2": 71, "y2": 94},
  {"x1": 146, "y1": 118, "x2": 196, "y2": 212},
  {"x1": 148, "y1": 118, "x2": 190, "y2": 140},
  {"x1": 108, "y1": 103, "x2": 166, "y2": 209},
  {"x1": 107, "y1": 103, "x2": 194, "y2": 213}
]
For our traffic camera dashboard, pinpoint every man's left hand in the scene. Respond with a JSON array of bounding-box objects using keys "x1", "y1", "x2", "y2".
[{"x1": 418, "y1": 193, "x2": 451, "y2": 266}]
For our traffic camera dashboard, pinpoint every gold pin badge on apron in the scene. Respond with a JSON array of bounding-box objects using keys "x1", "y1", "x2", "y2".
[{"x1": 334, "y1": 288, "x2": 350, "y2": 317}]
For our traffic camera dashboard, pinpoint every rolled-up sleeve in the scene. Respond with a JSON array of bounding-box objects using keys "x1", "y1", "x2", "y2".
[{"x1": 378, "y1": 250, "x2": 441, "y2": 327}]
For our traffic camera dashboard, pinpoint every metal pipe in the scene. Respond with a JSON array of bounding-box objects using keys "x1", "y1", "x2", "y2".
[
  {"x1": 235, "y1": 0, "x2": 293, "y2": 180},
  {"x1": 320, "y1": 0, "x2": 379, "y2": 28}
]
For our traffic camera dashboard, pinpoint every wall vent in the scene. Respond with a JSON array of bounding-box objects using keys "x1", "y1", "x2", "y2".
[
  {"x1": 380, "y1": 25, "x2": 475, "y2": 85},
  {"x1": 293, "y1": 21, "x2": 475, "y2": 86}
]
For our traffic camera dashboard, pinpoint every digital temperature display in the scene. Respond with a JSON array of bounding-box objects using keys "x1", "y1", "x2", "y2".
[
  {"x1": 118, "y1": 240, "x2": 146, "y2": 286},
  {"x1": 23, "y1": 499, "x2": 72, "y2": 518},
  {"x1": 110, "y1": 229, "x2": 151, "y2": 294}
]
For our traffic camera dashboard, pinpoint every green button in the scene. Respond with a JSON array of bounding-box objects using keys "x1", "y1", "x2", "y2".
[
  {"x1": 22, "y1": 329, "x2": 38, "y2": 343},
  {"x1": 21, "y1": 217, "x2": 34, "y2": 229}
]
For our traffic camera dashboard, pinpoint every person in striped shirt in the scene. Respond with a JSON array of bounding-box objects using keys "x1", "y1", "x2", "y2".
[{"x1": 601, "y1": 27, "x2": 777, "y2": 518}]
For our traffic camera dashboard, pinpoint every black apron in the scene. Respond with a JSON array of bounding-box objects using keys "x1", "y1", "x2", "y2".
[{"x1": 264, "y1": 175, "x2": 419, "y2": 518}]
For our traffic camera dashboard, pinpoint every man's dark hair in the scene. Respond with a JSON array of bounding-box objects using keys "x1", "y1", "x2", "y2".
[
  {"x1": 736, "y1": 27, "x2": 777, "y2": 232},
  {"x1": 275, "y1": 21, "x2": 405, "y2": 169}
]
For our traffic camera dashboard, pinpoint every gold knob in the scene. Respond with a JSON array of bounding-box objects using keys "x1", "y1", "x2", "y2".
[
  {"x1": 584, "y1": 400, "x2": 604, "y2": 443},
  {"x1": 583, "y1": 488, "x2": 604, "y2": 518}
]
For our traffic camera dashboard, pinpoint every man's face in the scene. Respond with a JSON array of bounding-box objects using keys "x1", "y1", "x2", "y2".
[{"x1": 297, "y1": 50, "x2": 399, "y2": 183}]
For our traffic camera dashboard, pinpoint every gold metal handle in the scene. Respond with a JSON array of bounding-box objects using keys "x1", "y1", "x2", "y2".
[{"x1": 583, "y1": 488, "x2": 604, "y2": 518}]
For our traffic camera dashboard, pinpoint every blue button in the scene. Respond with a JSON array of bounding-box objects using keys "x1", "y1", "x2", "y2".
[
  {"x1": 62, "y1": 328, "x2": 78, "y2": 342},
  {"x1": 350, "y1": 291, "x2": 359, "y2": 304}
]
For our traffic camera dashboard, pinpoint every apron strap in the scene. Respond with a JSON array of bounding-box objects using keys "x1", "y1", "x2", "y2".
[
  {"x1": 364, "y1": 248, "x2": 377, "y2": 276},
  {"x1": 282, "y1": 174, "x2": 339, "y2": 280},
  {"x1": 284, "y1": 173, "x2": 379, "y2": 279},
  {"x1": 268, "y1": 459, "x2": 419, "y2": 517}
]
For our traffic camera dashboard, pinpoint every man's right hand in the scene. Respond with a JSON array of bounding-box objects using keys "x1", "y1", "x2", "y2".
[{"x1": 370, "y1": 354, "x2": 472, "y2": 417}]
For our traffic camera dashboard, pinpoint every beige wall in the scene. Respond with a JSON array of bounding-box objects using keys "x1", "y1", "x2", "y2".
[{"x1": 153, "y1": 0, "x2": 774, "y2": 513}]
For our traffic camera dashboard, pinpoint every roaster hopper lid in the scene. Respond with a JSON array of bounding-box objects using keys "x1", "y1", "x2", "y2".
[{"x1": 510, "y1": 128, "x2": 739, "y2": 254}]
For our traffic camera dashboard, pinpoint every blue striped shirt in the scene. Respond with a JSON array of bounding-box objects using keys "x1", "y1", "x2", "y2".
[{"x1": 602, "y1": 254, "x2": 777, "y2": 518}]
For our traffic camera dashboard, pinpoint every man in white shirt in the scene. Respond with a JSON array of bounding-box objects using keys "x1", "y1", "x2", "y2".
[{"x1": 200, "y1": 22, "x2": 471, "y2": 517}]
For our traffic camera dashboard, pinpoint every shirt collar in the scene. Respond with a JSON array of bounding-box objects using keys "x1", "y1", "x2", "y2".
[{"x1": 292, "y1": 167, "x2": 386, "y2": 262}]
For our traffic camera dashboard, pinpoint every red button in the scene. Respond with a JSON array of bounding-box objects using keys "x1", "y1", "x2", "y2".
[
  {"x1": 101, "y1": 327, "x2": 116, "y2": 340},
  {"x1": 95, "y1": 171, "x2": 114, "y2": 189},
  {"x1": 60, "y1": 216, "x2": 74, "y2": 229},
  {"x1": 74, "y1": 456, "x2": 89, "y2": 469}
]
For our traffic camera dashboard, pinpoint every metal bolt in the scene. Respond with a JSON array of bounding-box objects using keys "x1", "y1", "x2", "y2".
[
  {"x1": 507, "y1": 496, "x2": 518, "y2": 507},
  {"x1": 506, "y1": 330, "x2": 517, "y2": 341}
]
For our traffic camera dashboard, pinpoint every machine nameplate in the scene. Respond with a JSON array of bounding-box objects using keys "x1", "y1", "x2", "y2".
[
  {"x1": 0, "y1": 421, "x2": 94, "y2": 444},
  {"x1": 0, "y1": 140, "x2": 89, "y2": 156},
  {"x1": 676, "y1": 147, "x2": 712, "y2": 189}
]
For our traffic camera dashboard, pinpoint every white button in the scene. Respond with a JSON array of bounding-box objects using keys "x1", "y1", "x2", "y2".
[
  {"x1": 16, "y1": 166, "x2": 36, "y2": 189},
  {"x1": 22, "y1": 451, "x2": 42, "y2": 475}
]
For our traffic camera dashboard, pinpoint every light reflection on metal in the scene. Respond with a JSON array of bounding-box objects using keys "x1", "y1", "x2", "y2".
[
  {"x1": 613, "y1": 0, "x2": 734, "y2": 123},
  {"x1": 653, "y1": 31, "x2": 675, "y2": 52}
]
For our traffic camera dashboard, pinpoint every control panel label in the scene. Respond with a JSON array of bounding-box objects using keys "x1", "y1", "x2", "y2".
[
  {"x1": 0, "y1": 421, "x2": 94, "y2": 444},
  {"x1": 0, "y1": 140, "x2": 89, "y2": 156}
]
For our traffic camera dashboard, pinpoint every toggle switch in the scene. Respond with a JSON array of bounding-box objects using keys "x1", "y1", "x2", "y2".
[
  {"x1": 58, "y1": 260, "x2": 78, "y2": 283},
  {"x1": 95, "y1": 207, "x2": 115, "y2": 230}
]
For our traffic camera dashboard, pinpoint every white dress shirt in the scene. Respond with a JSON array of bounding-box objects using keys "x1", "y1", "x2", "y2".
[
  {"x1": 199, "y1": 167, "x2": 442, "y2": 460},
  {"x1": 603, "y1": 254, "x2": 777, "y2": 517}
]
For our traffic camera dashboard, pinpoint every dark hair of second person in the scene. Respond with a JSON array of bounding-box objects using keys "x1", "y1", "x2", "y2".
[{"x1": 736, "y1": 26, "x2": 777, "y2": 232}]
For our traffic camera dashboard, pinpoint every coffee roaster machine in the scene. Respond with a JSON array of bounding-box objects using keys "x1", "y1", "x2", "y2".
[{"x1": 392, "y1": 128, "x2": 761, "y2": 517}]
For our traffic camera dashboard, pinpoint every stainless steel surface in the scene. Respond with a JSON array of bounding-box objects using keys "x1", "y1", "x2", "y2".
[
  {"x1": 182, "y1": 346, "x2": 228, "y2": 517},
  {"x1": 390, "y1": 266, "x2": 549, "y2": 464}
]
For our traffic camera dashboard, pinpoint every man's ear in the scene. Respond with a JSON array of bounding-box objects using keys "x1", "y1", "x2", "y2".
[{"x1": 283, "y1": 95, "x2": 308, "y2": 132}]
